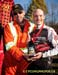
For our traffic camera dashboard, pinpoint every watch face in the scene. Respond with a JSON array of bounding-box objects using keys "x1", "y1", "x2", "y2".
[
  {"x1": 28, "y1": 40, "x2": 35, "y2": 54},
  {"x1": 28, "y1": 46, "x2": 35, "y2": 54}
]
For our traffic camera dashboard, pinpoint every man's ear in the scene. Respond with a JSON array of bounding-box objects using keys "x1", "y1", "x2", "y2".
[
  {"x1": 22, "y1": 10, "x2": 25, "y2": 16},
  {"x1": 43, "y1": 15, "x2": 45, "y2": 20}
]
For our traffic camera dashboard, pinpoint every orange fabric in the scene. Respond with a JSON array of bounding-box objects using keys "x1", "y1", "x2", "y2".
[
  {"x1": 14, "y1": 19, "x2": 30, "y2": 48},
  {"x1": 3, "y1": 19, "x2": 30, "y2": 75},
  {"x1": 2, "y1": 51, "x2": 28, "y2": 75},
  {"x1": 4, "y1": 24, "x2": 14, "y2": 43}
]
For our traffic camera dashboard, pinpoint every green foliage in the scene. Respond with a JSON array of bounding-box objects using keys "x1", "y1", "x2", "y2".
[{"x1": 26, "y1": 0, "x2": 48, "y2": 21}]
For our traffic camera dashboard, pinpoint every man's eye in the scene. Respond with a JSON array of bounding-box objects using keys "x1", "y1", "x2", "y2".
[
  {"x1": 19, "y1": 11, "x2": 22, "y2": 14},
  {"x1": 40, "y1": 15, "x2": 42, "y2": 17},
  {"x1": 34, "y1": 15, "x2": 38, "y2": 17}
]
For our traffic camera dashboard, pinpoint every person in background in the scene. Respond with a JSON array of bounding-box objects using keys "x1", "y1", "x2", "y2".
[
  {"x1": 0, "y1": 24, "x2": 4, "y2": 75},
  {"x1": 27, "y1": 9, "x2": 58, "y2": 75}
]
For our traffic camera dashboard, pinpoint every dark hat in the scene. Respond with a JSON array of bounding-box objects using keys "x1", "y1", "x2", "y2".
[{"x1": 12, "y1": 4, "x2": 24, "y2": 15}]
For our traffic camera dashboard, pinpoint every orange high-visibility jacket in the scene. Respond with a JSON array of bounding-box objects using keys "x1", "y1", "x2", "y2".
[{"x1": 3, "y1": 19, "x2": 35, "y2": 75}]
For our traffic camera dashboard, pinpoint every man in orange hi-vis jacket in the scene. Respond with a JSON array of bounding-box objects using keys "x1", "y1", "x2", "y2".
[{"x1": 2, "y1": 4, "x2": 35, "y2": 75}]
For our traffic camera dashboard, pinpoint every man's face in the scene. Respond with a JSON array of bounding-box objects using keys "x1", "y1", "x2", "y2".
[
  {"x1": 16, "y1": 11, "x2": 25, "y2": 23},
  {"x1": 33, "y1": 9, "x2": 45, "y2": 25}
]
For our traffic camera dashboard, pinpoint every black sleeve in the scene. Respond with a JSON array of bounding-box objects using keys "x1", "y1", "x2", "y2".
[{"x1": 0, "y1": 24, "x2": 4, "y2": 40}]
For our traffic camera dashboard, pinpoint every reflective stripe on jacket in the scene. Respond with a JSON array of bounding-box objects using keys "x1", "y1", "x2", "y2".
[{"x1": 4, "y1": 19, "x2": 30, "y2": 61}]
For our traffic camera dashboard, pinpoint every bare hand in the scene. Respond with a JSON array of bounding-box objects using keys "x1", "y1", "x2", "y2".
[
  {"x1": 31, "y1": 52, "x2": 43, "y2": 61},
  {"x1": 23, "y1": 54, "x2": 34, "y2": 61},
  {"x1": 23, "y1": 52, "x2": 43, "y2": 61}
]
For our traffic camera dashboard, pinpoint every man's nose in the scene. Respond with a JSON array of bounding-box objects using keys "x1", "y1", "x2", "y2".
[{"x1": 37, "y1": 16, "x2": 40, "y2": 20}]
